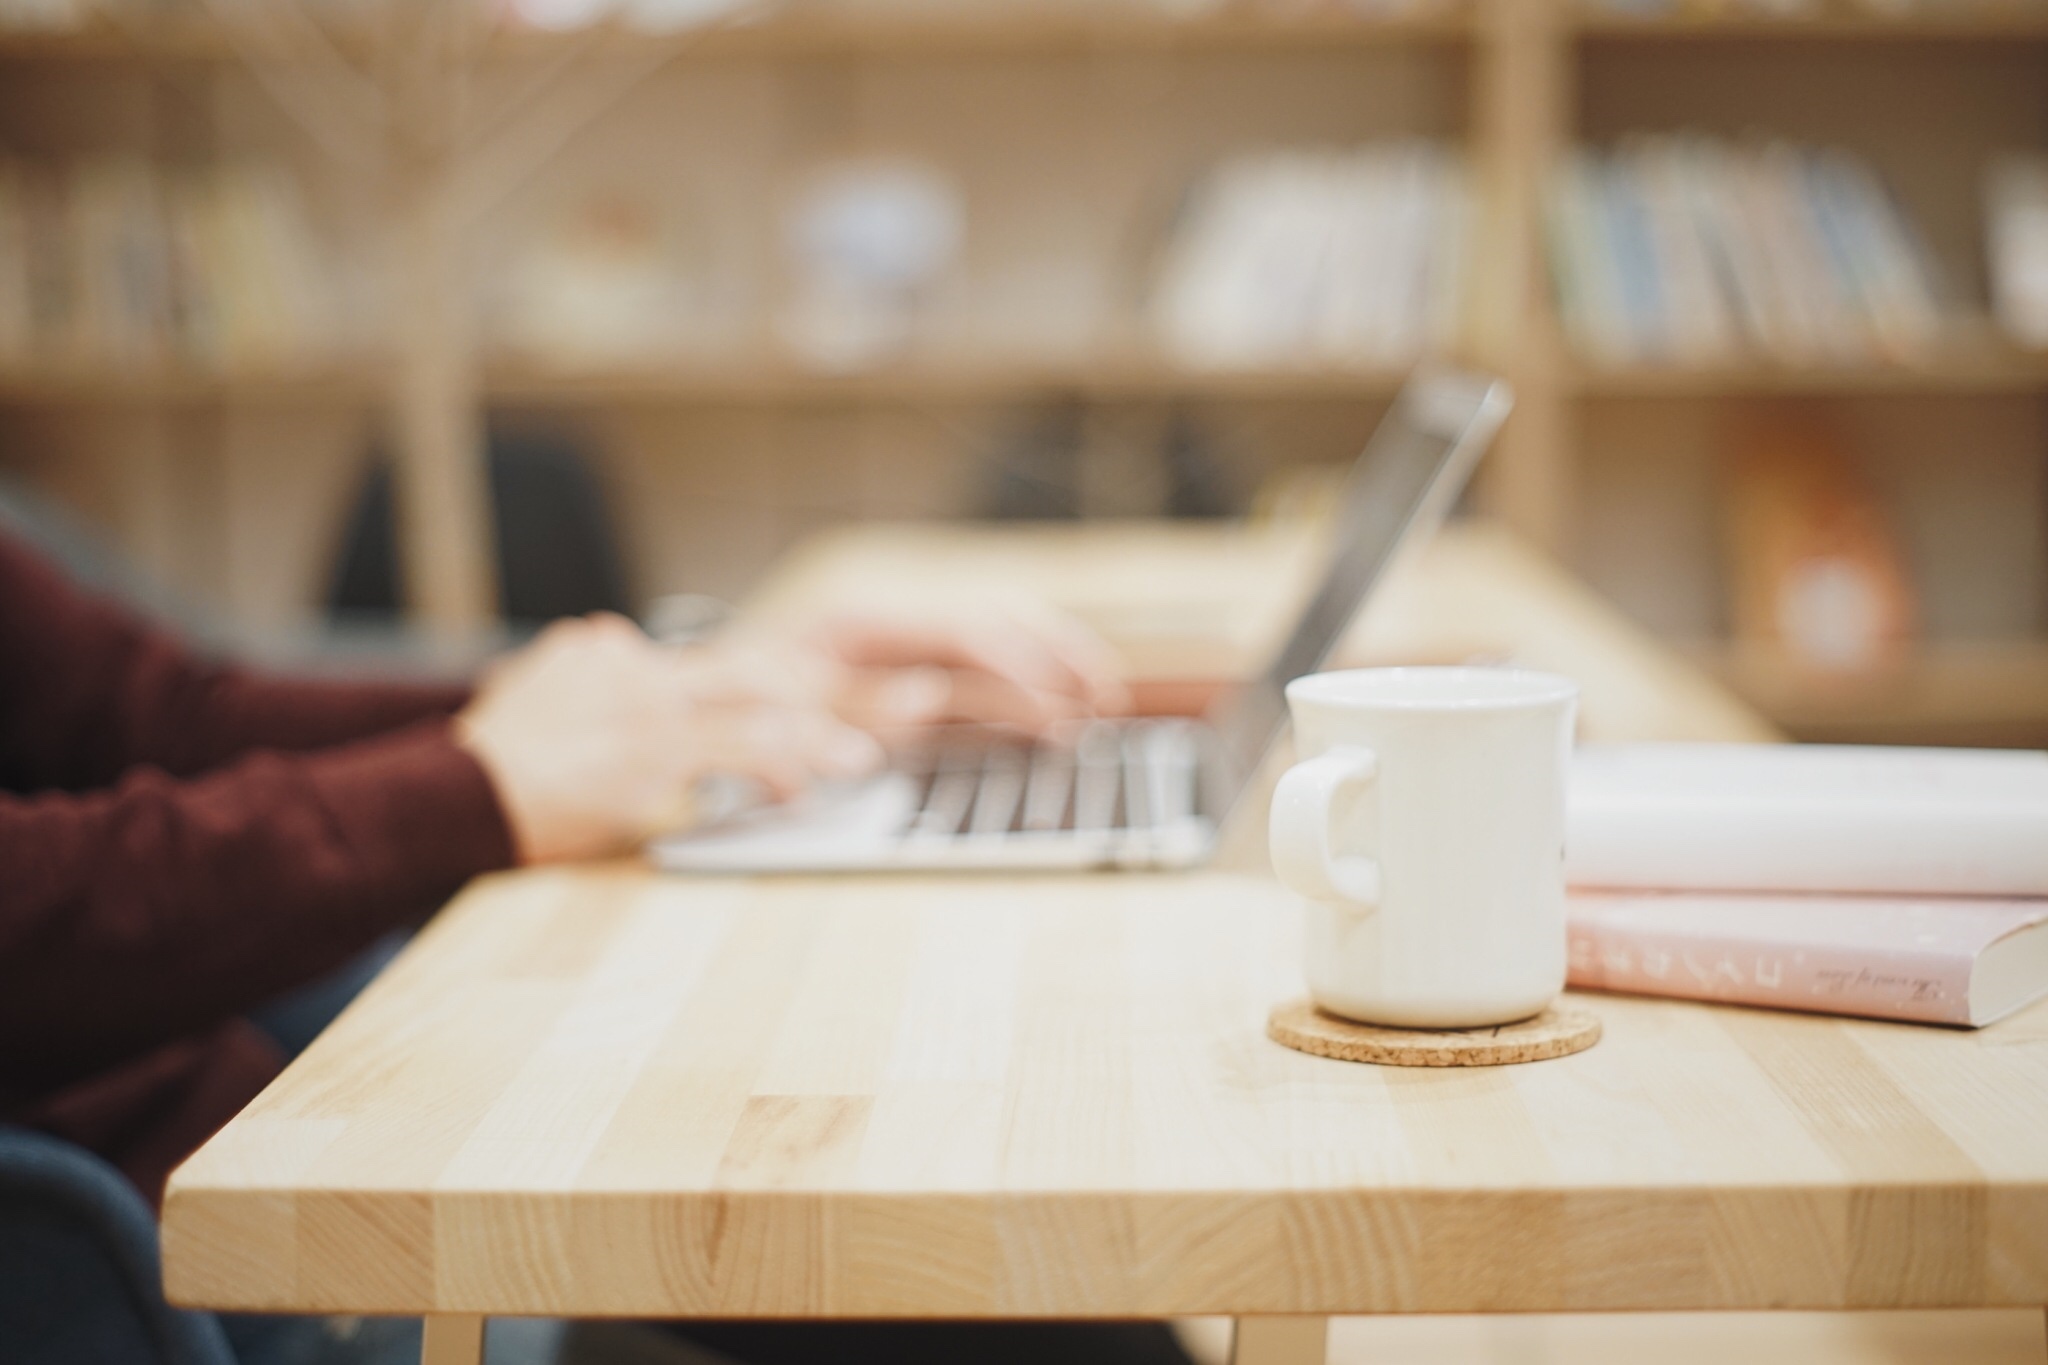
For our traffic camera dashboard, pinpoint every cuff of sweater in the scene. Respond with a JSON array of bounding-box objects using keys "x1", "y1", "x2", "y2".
[{"x1": 306, "y1": 718, "x2": 518, "y2": 897}]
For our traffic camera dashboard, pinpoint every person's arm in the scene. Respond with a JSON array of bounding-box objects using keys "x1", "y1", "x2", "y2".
[
  {"x1": 0, "y1": 608, "x2": 893, "y2": 1092},
  {"x1": 0, "y1": 531, "x2": 470, "y2": 791},
  {"x1": 0, "y1": 720, "x2": 515, "y2": 1094}
]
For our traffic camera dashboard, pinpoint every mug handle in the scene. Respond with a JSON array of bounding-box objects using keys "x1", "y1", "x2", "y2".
[{"x1": 1269, "y1": 746, "x2": 1382, "y2": 908}]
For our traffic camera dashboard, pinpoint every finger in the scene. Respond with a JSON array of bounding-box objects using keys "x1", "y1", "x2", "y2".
[
  {"x1": 582, "y1": 610, "x2": 646, "y2": 640},
  {"x1": 1006, "y1": 605, "x2": 1132, "y2": 714},
  {"x1": 833, "y1": 665, "x2": 953, "y2": 732},
  {"x1": 939, "y1": 667, "x2": 1089, "y2": 733},
  {"x1": 823, "y1": 617, "x2": 1092, "y2": 711},
  {"x1": 687, "y1": 713, "x2": 813, "y2": 803},
  {"x1": 836, "y1": 660, "x2": 1095, "y2": 736},
  {"x1": 798, "y1": 711, "x2": 887, "y2": 780},
  {"x1": 669, "y1": 636, "x2": 838, "y2": 710},
  {"x1": 696, "y1": 704, "x2": 885, "y2": 789}
]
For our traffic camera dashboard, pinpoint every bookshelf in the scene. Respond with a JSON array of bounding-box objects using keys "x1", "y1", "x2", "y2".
[{"x1": 2, "y1": 0, "x2": 2046, "y2": 742}]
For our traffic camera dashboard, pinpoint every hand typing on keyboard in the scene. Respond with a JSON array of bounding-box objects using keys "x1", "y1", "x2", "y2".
[
  {"x1": 797, "y1": 605, "x2": 1131, "y2": 741},
  {"x1": 455, "y1": 603, "x2": 1130, "y2": 864}
]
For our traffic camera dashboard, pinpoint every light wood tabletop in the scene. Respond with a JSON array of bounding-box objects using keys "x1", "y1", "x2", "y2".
[
  {"x1": 167, "y1": 519, "x2": 2044, "y2": 1365},
  {"x1": 163, "y1": 871, "x2": 2048, "y2": 1325}
]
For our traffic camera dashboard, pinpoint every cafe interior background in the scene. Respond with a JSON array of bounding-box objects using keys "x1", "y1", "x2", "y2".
[{"x1": 2, "y1": 0, "x2": 2047, "y2": 1359}]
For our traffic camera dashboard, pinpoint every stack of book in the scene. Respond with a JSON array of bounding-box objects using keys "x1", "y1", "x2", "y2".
[
  {"x1": 1150, "y1": 141, "x2": 1468, "y2": 371},
  {"x1": 0, "y1": 158, "x2": 340, "y2": 374},
  {"x1": 1566, "y1": 744, "x2": 2048, "y2": 1027},
  {"x1": 1547, "y1": 136, "x2": 1949, "y2": 368}
]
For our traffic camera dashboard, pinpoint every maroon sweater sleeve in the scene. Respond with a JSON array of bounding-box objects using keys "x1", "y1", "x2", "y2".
[
  {"x1": 0, "y1": 527, "x2": 517, "y2": 1118},
  {"x1": 0, "y1": 723, "x2": 515, "y2": 1092},
  {"x1": 0, "y1": 530, "x2": 472, "y2": 792}
]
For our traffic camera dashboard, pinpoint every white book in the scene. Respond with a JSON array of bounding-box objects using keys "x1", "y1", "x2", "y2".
[
  {"x1": 1372, "y1": 143, "x2": 1433, "y2": 363},
  {"x1": 1986, "y1": 155, "x2": 2048, "y2": 349},
  {"x1": 1827, "y1": 153, "x2": 1945, "y2": 358},
  {"x1": 1675, "y1": 138, "x2": 1779, "y2": 357},
  {"x1": 1759, "y1": 142, "x2": 1867, "y2": 362},
  {"x1": 1550, "y1": 152, "x2": 1633, "y2": 364},
  {"x1": 1264, "y1": 156, "x2": 1342, "y2": 363},
  {"x1": 1597, "y1": 157, "x2": 1664, "y2": 359},
  {"x1": 1422, "y1": 150, "x2": 1469, "y2": 354},
  {"x1": 1990, "y1": 154, "x2": 2048, "y2": 349},
  {"x1": 1742, "y1": 143, "x2": 1857, "y2": 362},
  {"x1": 1154, "y1": 160, "x2": 1266, "y2": 367},
  {"x1": 1568, "y1": 744, "x2": 2048, "y2": 896},
  {"x1": 1317, "y1": 150, "x2": 1385, "y2": 363},
  {"x1": 1627, "y1": 138, "x2": 1736, "y2": 363}
]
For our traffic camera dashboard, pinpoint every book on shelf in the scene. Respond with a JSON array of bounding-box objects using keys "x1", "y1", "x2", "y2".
[
  {"x1": 1567, "y1": 891, "x2": 2048, "y2": 1027},
  {"x1": 0, "y1": 0, "x2": 90, "y2": 32},
  {"x1": 1546, "y1": 136, "x2": 1948, "y2": 369},
  {"x1": 1568, "y1": 743, "x2": 2048, "y2": 896},
  {"x1": 1151, "y1": 141, "x2": 1468, "y2": 372},
  {"x1": 1986, "y1": 154, "x2": 2048, "y2": 350},
  {"x1": 0, "y1": 157, "x2": 339, "y2": 375}
]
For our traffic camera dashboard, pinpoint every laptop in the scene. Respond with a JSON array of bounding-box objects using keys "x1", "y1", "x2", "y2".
[{"x1": 650, "y1": 368, "x2": 1512, "y2": 875}]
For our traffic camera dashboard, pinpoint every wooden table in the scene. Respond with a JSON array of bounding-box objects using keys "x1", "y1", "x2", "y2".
[
  {"x1": 162, "y1": 522, "x2": 2048, "y2": 1365},
  {"x1": 163, "y1": 868, "x2": 2048, "y2": 1361}
]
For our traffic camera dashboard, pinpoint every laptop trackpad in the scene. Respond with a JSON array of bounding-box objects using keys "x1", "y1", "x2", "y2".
[{"x1": 649, "y1": 772, "x2": 919, "y2": 869}]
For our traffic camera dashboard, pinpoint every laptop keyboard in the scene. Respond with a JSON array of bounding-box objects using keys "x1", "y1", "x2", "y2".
[{"x1": 895, "y1": 719, "x2": 1204, "y2": 842}]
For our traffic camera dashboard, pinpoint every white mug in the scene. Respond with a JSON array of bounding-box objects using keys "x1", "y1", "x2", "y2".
[{"x1": 1270, "y1": 666, "x2": 1579, "y2": 1029}]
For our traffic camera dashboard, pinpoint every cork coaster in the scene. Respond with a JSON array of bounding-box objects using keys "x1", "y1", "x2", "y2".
[{"x1": 1266, "y1": 998, "x2": 1602, "y2": 1067}]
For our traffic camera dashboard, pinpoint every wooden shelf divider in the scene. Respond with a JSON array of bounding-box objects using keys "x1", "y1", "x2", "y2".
[
  {"x1": 1693, "y1": 639, "x2": 2048, "y2": 743},
  {"x1": 21, "y1": 2, "x2": 2048, "y2": 66},
  {"x1": 1570, "y1": 350, "x2": 2048, "y2": 398},
  {"x1": 0, "y1": 5, "x2": 1474, "y2": 65},
  {"x1": 0, "y1": 355, "x2": 1411, "y2": 408},
  {"x1": 1575, "y1": 1, "x2": 2048, "y2": 41}
]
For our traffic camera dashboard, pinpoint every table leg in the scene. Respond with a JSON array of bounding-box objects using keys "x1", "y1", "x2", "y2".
[
  {"x1": 1232, "y1": 1315, "x2": 1327, "y2": 1365},
  {"x1": 422, "y1": 1313, "x2": 486, "y2": 1365}
]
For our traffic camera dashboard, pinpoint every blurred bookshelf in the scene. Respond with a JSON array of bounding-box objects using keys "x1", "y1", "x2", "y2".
[{"x1": 0, "y1": 0, "x2": 2045, "y2": 743}]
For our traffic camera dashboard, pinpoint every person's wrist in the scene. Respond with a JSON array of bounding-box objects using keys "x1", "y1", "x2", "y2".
[{"x1": 454, "y1": 713, "x2": 555, "y2": 865}]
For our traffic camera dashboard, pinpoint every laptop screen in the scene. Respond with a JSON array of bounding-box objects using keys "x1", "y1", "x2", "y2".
[{"x1": 1206, "y1": 369, "x2": 1513, "y2": 811}]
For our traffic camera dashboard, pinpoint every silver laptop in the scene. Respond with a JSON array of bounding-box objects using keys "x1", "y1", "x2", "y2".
[{"x1": 651, "y1": 368, "x2": 1512, "y2": 875}]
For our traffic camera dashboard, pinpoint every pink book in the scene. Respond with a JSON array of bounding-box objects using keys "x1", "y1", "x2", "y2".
[{"x1": 1567, "y1": 892, "x2": 2048, "y2": 1027}]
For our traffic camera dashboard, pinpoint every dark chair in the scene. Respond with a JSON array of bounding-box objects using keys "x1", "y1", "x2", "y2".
[
  {"x1": 329, "y1": 429, "x2": 633, "y2": 631},
  {"x1": 0, "y1": 1124, "x2": 236, "y2": 1365}
]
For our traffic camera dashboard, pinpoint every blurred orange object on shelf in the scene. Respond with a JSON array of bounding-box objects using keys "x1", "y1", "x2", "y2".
[{"x1": 1724, "y1": 414, "x2": 1917, "y2": 675}]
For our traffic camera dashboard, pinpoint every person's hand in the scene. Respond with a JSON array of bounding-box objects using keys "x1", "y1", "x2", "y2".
[
  {"x1": 798, "y1": 605, "x2": 1131, "y2": 739},
  {"x1": 455, "y1": 613, "x2": 881, "y2": 865}
]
